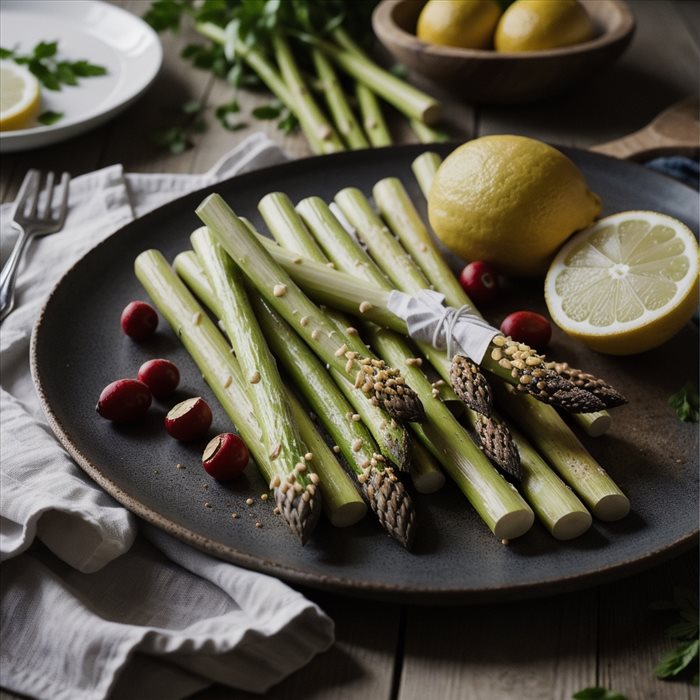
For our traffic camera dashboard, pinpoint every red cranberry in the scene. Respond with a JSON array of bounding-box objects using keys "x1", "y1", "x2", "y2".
[
  {"x1": 202, "y1": 433, "x2": 250, "y2": 481},
  {"x1": 138, "y1": 359, "x2": 180, "y2": 399},
  {"x1": 500, "y1": 311, "x2": 552, "y2": 350},
  {"x1": 97, "y1": 379, "x2": 152, "y2": 422},
  {"x1": 121, "y1": 301, "x2": 158, "y2": 340},
  {"x1": 164, "y1": 397, "x2": 212, "y2": 441},
  {"x1": 459, "y1": 261, "x2": 500, "y2": 305}
]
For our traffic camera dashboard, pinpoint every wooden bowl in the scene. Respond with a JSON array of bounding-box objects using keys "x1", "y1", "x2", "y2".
[{"x1": 373, "y1": 0, "x2": 636, "y2": 104}]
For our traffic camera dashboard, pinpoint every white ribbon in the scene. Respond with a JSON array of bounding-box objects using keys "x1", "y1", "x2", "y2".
[{"x1": 387, "y1": 289, "x2": 499, "y2": 363}]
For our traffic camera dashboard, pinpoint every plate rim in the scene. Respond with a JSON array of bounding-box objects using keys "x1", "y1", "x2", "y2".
[
  {"x1": 29, "y1": 143, "x2": 700, "y2": 603},
  {"x1": 0, "y1": 0, "x2": 163, "y2": 151}
]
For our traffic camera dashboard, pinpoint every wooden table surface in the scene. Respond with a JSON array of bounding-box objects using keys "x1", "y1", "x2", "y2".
[{"x1": 1, "y1": 2, "x2": 698, "y2": 699}]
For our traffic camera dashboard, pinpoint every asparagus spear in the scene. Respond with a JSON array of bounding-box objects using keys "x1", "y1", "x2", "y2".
[
  {"x1": 296, "y1": 196, "x2": 519, "y2": 478},
  {"x1": 196, "y1": 195, "x2": 425, "y2": 423},
  {"x1": 177, "y1": 249, "x2": 416, "y2": 547},
  {"x1": 310, "y1": 47, "x2": 368, "y2": 150},
  {"x1": 191, "y1": 229, "x2": 321, "y2": 542},
  {"x1": 255, "y1": 196, "x2": 412, "y2": 470},
  {"x1": 409, "y1": 120, "x2": 448, "y2": 144},
  {"x1": 491, "y1": 381, "x2": 630, "y2": 521},
  {"x1": 134, "y1": 250, "x2": 363, "y2": 531},
  {"x1": 409, "y1": 150, "x2": 617, "y2": 436},
  {"x1": 272, "y1": 34, "x2": 345, "y2": 154},
  {"x1": 323, "y1": 29, "x2": 441, "y2": 125},
  {"x1": 355, "y1": 83, "x2": 392, "y2": 147}
]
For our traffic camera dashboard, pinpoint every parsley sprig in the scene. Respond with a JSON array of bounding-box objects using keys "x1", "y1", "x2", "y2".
[
  {"x1": 572, "y1": 688, "x2": 627, "y2": 700},
  {"x1": 0, "y1": 41, "x2": 106, "y2": 91},
  {"x1": 669, "y1": 382, "x2": 699, "y2": 422},
  {"x1": 651, "y1": 586, "x2": 699, "y2": 685}
]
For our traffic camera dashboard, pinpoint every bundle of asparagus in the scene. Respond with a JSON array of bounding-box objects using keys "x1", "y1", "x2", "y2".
[
  {"x1": 132, "y1": 160, "x2": 631, "y2": 547},
  {"x1": 146, "y1": 2, "x2": 445, "y2": 155}
]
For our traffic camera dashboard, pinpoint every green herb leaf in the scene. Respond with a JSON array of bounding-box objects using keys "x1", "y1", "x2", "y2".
[
  {"x1": 654, "y1": 639, "x2": 699, "y2": 679},
  {"x1": 33, "y1": 40, "x2": 58, "y2": 59},
  {"x1": 37, "y1": 110, "x2": 63, "y2": 125},
  {"x1": 182, "y1": 99, "x2": 203, "y2": 114},
  {"x1": 572, "y1": 687, "x2": 627, "y2": 700},
  {"x1": 70, "y1": 60, "x2": 107, "y2": 77},
  {"x1": 143, "y1": 0, "x2": 190, "y2": 32},
  {"x1": 252, "y1": 104, "x2": 282, "y2": 119},
  {"x1": 669, "y1": 382, "x2": 699, "y2": 422},
  {"x1": 277, "y1": 110, "x2": 298, "y2": 134},
  {"x1": 0, "y1": 47, "x2": 14, "y2": 58},
  {"x1": 389, "y1": 63, "x2": 408, "y2": 80},
  {"x1": 56, "y1": 62, "x2": 78, "y2": 86}
]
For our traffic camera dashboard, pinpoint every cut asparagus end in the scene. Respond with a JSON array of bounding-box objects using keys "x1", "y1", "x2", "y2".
[
  {"x1": 493, "y1": 509, "x2": 535, "y2": 542},
  {"x1": 449, "y1": 354, "x2": 494, "y2": 416},
  {"x1": 327, "y1": 501, "x2": 369, "y2": 528},
  {"x1": 359, "y1": 466, "x2": 416, "y2": 549},
  {"x1": 473, "y1": 412, "x2": 521, "y2": 481},
  {"x1": 575, "y1": 410, "x2": 613, "y2": 437},
  {"x1": 547, "y1": 361, "x2": 628, "y2": 408},
  {"x1": 409, "y1": 440, "x2": 446, "y2": 494},
  {"x1": 551, "y1": 511, "x2": 594, "y2": 541},
  {"x1": 592, "y1": 493, "x2": 631, "y2": 522},
  {"x1": 274, "y1": 477, "x2": 322, "y2": 544}
]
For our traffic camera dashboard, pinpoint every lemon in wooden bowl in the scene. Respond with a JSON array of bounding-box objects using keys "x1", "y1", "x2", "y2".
[{"x1": 417, "y1": 0, "x2": 502, "y2": 50}]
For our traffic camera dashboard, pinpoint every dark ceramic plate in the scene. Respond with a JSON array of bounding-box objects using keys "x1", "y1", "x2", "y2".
[{"x1": 32, "y1": 145, "x2": 699, "y2": 603}]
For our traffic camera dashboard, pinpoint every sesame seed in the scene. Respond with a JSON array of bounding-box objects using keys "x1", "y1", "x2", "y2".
[
  {"x1": 419, "y1": 243, "x2": 428, "y2": 252},
  {"x1": 352, "y1": 438, "x2": 363, "y2": 452},
  {"x1": 292, "y1": 256, "x2": 302, "y2": 264},
  {"x1": 359, "y1": 301, "x2": 373, "y2": 314},
  {"x1": 311, "y1": 329, "x2": 321, "y2": 340},
  {"x1": 270, "y1": 474, "x2": 281, "y2": 488},
  {"x1": 300, "y1": 316, "x2": 310, "y2": 326},
  {"x1": 204, "y1": 502, "x2": 212, "y2": 508},
  {"x1": 492, "y1": 336, "x2": 507, "y2": 347},
  {"x1": 261, "y1": 493, "x2": 269, "y2": 501},
  {"x1": 335, "y1": 344, "x2": 348, "y2": 357},
  {"x1": 232, "y1": 513, "x2": 239, "y2": 519},
  {"x1": 304, "y1": 452, "x2": 313, "y2": 461},
  {"x1": 346, "y1": 327, "x2": 358, "y2": 335},
  {"x1": 309, "y1": 473, "x2": 320, "y2": 485},
  {"x1": 249, "y1": 370, "x2": 261, "y2": 384},
  {"x1": 326, "y1": 262, "x2": 335, "y2": 268},
  {"x1": 273, "y1": 284, "x2": 287, "y2": 297},
  {"x1": 270, "y1": 442, "x2": 282, "y2": 460},
  {"x1": 345, "y1": 359, "x2": 354, "y2": 372},
  {"x1": 351, "y1": 413, "x2": 361, "y2": 422},
  {"x1": 192, "y1": 311, "x2": 202, "y2": 325},
  {"x1": 273, "y1": 506, "x2": 280, "y2": 514},
  {"x1": 223, "y1": 375, "x2": 233, "y2": 389},
  {"x1": 176, "y1": 463, "x2": 185, "y2": 470},
  {"x1": 256, "y1": 522, "x2": 263, "y2": 528},
  {"x1": 246, "y1": 498, "x2": 254, "y2": 506},
  {"x1": 333, "y1": 445, "x2": 341, "y2": 453}
]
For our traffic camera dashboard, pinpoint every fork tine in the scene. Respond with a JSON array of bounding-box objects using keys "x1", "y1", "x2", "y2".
[
  {"x1": 12, "y1": 169, "x2": 40, "y2": 221},
  {"x1": 41, "y1": 172, "x2": 56, "y2": 220},
  {"x1": 56, "y1": 172, "x2": 71, "y2": 227}
]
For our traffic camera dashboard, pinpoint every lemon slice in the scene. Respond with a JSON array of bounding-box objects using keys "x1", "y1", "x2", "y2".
[
  {"x1": 0, "y1": 60, "x2": 41, "y2": 131},
  {"x1": 545, "y1": 211, "x2": 699, "y2": 355}
]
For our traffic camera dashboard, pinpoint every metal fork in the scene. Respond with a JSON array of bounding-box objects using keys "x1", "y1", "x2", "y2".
[{"x1": 0, "y1": 169, "x2": 70, "y2": 322}]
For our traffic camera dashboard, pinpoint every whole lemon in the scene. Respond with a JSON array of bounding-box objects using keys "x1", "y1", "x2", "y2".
[
  {"x1": 495, "y1": 0, "x2": 594, "y2": 52},
  {"x1": 417, "y1": 0, "x2": 502, "y2": 50},
  {"x1": 427, "y1": 135, "x2": 602, "y2": 276}
]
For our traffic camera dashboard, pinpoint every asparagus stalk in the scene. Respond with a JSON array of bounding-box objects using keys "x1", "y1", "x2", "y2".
[
  {"x1": 317, "y1": 38, "x2": 441, "y2": 125},
  {"x1": 409, "y1": 151, "x2": 616, "y2": 436},
  {"x1": 366, "y1": 325, "x2": 534, "y2": 541},
  {"x1": 491, "y1": 381, "x2": 630, "y2": 521},
  {"x1": 134, "y1": 250, "x2": 363, "y2": 530},
  {"x1": 272, "y1": 34, "x2": 345, "y2": 154},
  {"x1": 409, "y1": 119, "x2": 448, "y2": 144},
  {"x1": 196, "y1": 195, "x2": 425, "y2": 423},
  {"x1": 355, "y1": 83, "x2": 392, "y2": 147},
  {"x1": 310, "y1": 48, "x2": 368, "y2": 150},
  {"x1": 409, "y1": 439, "x2": 446, "y2": 494},
  {"x1": 177, "y1": 248, "x2": 415, "y2": 546},
  {"x1": 197, "y1": 21, "x2": 324, "y2": 154},
  {"x1": 256, "y1": 195, "x2": 412, "y2": 471},
  {"x1": 509, "y1": 426, "x2": 592, "y2": 540},
  {"x1": 191, "y1": 229, "x2": 321, "y2": 542},
  {"x1": 296, "y1": 196, "x2": 519, "y2": 478}
]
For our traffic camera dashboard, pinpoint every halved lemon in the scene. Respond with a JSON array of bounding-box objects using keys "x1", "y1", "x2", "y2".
[
  {"x1": 545, "y1": 211, "x2": 699, "y2": 355},
  {"x1": 0, "y1": 60, "x2": 41, "y2": 131}
]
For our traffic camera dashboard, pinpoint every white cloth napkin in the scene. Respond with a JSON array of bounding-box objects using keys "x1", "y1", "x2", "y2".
[{"x1": 0, "y1": 133, "x2": 334, "y2": 700}]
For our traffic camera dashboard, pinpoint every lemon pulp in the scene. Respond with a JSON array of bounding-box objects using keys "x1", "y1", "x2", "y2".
[
  {"x1": 545, "y1": 211, "x2": 699, "y2": 355},
  {"x1": 0, "y1": 60, "x2": 41, "y2": 131}
]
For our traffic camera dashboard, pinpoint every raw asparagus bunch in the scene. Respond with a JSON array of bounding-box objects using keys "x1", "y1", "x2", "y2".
[
  {"x1": 190, "y1": 230, "x2": 322, "y2": 542},
  {"x1": 296, "y1": 195, "x2": 520, "y2": 479},
  {"x1": 175, "y1": 248, "x2": 417, "y2": 548},
  {"x1": 134, "y1": 250, "x2": 365, "y2": 536},
  {"x1": 196, "y1": 194, "x2": 425, "y2": 424}
]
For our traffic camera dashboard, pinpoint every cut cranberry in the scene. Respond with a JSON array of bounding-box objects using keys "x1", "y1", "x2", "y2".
[
  {"x1": 202, "y1": 433, "x2": 250, "y2": 481},
  {"x1": 164, "y1": 397, "x2": 212, "y2": 441},
  {"x1": 96, "y1": 379, "x2": 152, "y2": 422},
  {"x1": 121, "y1": 301, "x2": 158, "y2": 340},
  {"x1": 138, "y1": 359, "x2": 180, "y2": 399},
  {"x1": 500, "y1": 311, "x2": 552, "y2": 350},
  {"x1": 459, "y1": 261, "x2": 500, "y2": 305}
]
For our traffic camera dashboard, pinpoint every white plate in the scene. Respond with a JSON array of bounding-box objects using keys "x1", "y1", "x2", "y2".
[{"x1": 0, "y1": 0, "x2": 162, "y2": 153}]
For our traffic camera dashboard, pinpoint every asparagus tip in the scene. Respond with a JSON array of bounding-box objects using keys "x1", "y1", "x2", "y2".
[
  {"x1": 450, "y1": 354, "x2": 494, "y2": 416},
  {"x1": 361, "y1": 466, "x2": 416, "y2": 549},
  {"x1": 547, "y1": 361, "x2": 628, "y2": 408},
  {"x1": 474, "y1": 413, "x2": 522, "y2": 481},
  {"x1": 274, "y1": 479, "x2": 322, "y2": 545}
]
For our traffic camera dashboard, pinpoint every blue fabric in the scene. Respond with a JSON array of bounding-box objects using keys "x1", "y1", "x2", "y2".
[{"x1": 645, "y1": 156, "x2": 699, "y2": 190}]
